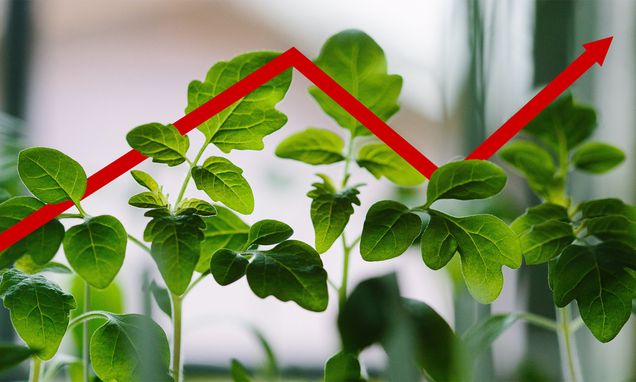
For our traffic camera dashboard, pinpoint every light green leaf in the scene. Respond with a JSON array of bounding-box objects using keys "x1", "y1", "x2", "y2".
[
  {"x1": 572, "y1": 141, "x2": 625, "y2": 174},
  {"x1": 0, "y1": 344, "x2": 38, "y2": 372},
  {"x1": 231, "y1": 359, "x2": 252, "y2": 382},
  {"x1": 15, "y1": 257, "x2": 72, "y2": 275},
  {"x1": 275, "y1": 127, "x2": 345, "y2": 165},
  {"x1": 0, "y1": 269, "x2": 76, "y2": 359},
  {"x1": 307, "y1": 175, "x2": 360, "y2": 253},
  {"x1": 511, "y1": 203, "x2": 574, "y2": 264},
  {"x1": 146, "y1": 215, "x2": 205, "y2": 295},
  {"x1": 324, "y1": 352, "x2": 364, "y2": 382},
  {"x1": 425, "y1": 160, "x2": 507, "y2": 207},
  {"x1": 197, "y1": 206, "x2": 250, "y2": 272},
  {"x1": 309, "y1": 30, "x2": 403, "y2": 137},
  {"x1": 499, "y1": 140, "x2": 559, "y2": 198},
  {"x1": 360, "y1": 200, "x2": 421, "y2": 261},
  {"x1": 463, "y1": 314, "x2": 521, "y2": 356},
  {"x1": 175, "y1": 198, "x2": 217, "y2": 216},
  {"x1": 18, "y1": 147, "x2": 87, "y2": 204},
  {"x1": 210, "y1": 249, "x2": 249, "y2": 286},
  {"x1": 126, "y1": 122, "x2": 189, "y2": 166},
  {"x1": 90, "y1": 314, "x2": 171, "y2": 381},
  {"x1": 186, "y1": 51, "x2": 292, "y2": 151},
  {"x1": 551, "y1": 243, "x2": 636, "y2": 342},
  {"x1": 130, "y1": 170, "x2": 160, "y2": 193},
  {"x1": 128, "y1": 192, "x2": 167, "y2": 209},
  {"x1": 247, "y1": 219, "x2": 293, "y2": 246},
  {"x1": 192, "y1": 156, "x2": 254, "y2": 215},
  {"x1": 246, "y1": 240, "x2": 328, "y2": 311},
  {"x1": 64, "y1": 215, "x2": 127, "y2": 289},
  {"x1": 356, "y1": 143, "x2": 426, "y2": 186}
]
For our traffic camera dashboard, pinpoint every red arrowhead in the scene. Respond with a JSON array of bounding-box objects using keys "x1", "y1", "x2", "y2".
[{"x1": 582, "y1": 36, "x2": 613, "y2": 66}]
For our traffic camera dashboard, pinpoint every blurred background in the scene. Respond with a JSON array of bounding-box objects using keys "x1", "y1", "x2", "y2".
[{"x1": 0, "y1": 0, "x2": 634, "y2": 380}]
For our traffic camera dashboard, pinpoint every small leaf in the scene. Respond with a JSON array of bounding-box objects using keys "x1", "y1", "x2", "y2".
[
  {"x1": 0, "y1": 269, "x2": 76, "y2": 360},
  {"x1": 360, "y1": 200, "x2": 421, "y2": 261},
  {"x1": 130, "y1": 170, "x2": 160, "y2": 193},
  {"x1": 175, "y1": 198, "x2": 217, "y2": 216},
  {"x1": 145, "y1": 280, "x2": 172, "y2": 318},
  {"x1": 324, "y1": 352, "x2": 364, "y2": 382},
  {"x1": 356, "y1": 143, "x2": 426, "y2": 186},
  {"x1": 64, "y1": 215, "x2": 127, "y2": 289},
  {"x1": 419, "y1": 215, "x2": 457, "y2": 270},
  {"x1": 307, "y1": 175, "x2": 360, "y2": 253},
  {"x1": 197, "y1": 206, "x2": 250, "y2": 272},
  {"x1": 426, "y1": 160, "x2": 506, "y2": 207},
  {"x1": 231, "y1": 359, "x2": 252, "y2": 382},
  {"x1": 18, "y1": 147, "x2": 87, "y2": 204},
  {"x1": 192, "y1": 156, "x2": 254, "y2": 214},
  {"x1": 15, "y1": 257, "x2": 72, "y2": 275},
  {"x1": 145, "y1": 208, "x2": 171, "y2": 218},
  {"x1": 463, "y1": 314, "x2": 521, "y2": 356},
  {"x1": 247, "y1": 219, "x2": 293, "y2": 246},
  {"x1": 0, "y1": 344, "x2": 38, "y2": 372},
  {"x1": 499, "y1": 140, "x2": 558, "y2": 198},
  {"x1": 128, "y1": 192, "x2": 167, "y2": 209},
  {"x1": 578, "y1": 199, "x2": 636, "y2": 250},
  {"x1": 275, "y1": 127, "x2": 345, "y2": 165},
  {"x1": 90, "y1": 314, "x2": 171, "y2": 381},
  {"x1": 572, "y1": 141, "x2": 625, "y2": 174},
  {"x1": 187, "y1": 51, "x2": 292, "y2": 151},
  {"x1": 246, "y1": 240, "x2": 328, "y2": 311},
  {"x1": 126, "y1": 122, "x2": 189, "y2": 166},
  {"x1": 210, "y1": 249, "x2": 249, "y2": 286},
  {"x1": 310, "y1": 30, "x2": 402, "y2": 137}
]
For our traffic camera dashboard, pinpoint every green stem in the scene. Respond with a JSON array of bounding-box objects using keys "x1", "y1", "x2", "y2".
[
  {"x1": 83, "y1": 282, "x2": 91, "y2": 382},
  {"x1": 58, "y1": 213, "x2": 83, "y2": 219},
  {"x1": 127, "y1": 234, "x2": 150, "y2": 253},
  {"x1": 338, "y1": 233, "x2": 351, "y2": 310},
  {"x1": 68, "y1": 311, "x2": 111, "y2": 330},
  {"x1": 517, "y1": 312, "x2": 559, "y2": 332},
  {"x1": 556, "y1": 306, "x2": 581, "y2": 382},
  {"x1": 175, "y1": 142, "x2": 208, "y2": 206},
  {"x1": 183, "y1": 272, "x2": 209, "y2": 297},
  {"x1": 74, "y1": 202, "x2": 89, "y2": 218},
  {"x1": 29, "y1": 357, "x2": 42, "y2": 382},
  {"x1": 170, "y1": 293, "x2": 183, "y2": 382},
  {"x1": 340, "y1": 132, "x2": 355, "y2": 188}
]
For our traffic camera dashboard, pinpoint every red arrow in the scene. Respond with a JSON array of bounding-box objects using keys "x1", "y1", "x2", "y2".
[{"x1": 466, "y1": 36, "x2": 613, "y2": 160}]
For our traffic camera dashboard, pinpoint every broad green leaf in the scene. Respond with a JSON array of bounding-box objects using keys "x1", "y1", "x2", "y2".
[
  {"x1": 90, "y1": 314, "x2": 171, "y2": 382},
  {"x1": 64, "y1": 215, "x2": 127, "y2": 289},
  {"x1": 130, "y1": 170, "x2": 160, "y2": 193},
  {"x1": 126, "y1": 122, "x2": 189, "y2": 166},
  {"x1": 324, "y1": 352, "x2": 364, "y2": 382},
  {"x1": 511, "y1": 204, "x2": 574, "y2": 264},
  {"x1": 525, "y1": 94, "x2": 596, "y2": 152},
  {"x1": 309, "y1": 30, "x2": 402, "y2": 137},
  {"x1": 146, "y1": 215, "x2": 205, "y2": 295},
  {"x1": 551, "y1": 243, "x2": 636, "y2": 342},
  {"x1": 421, "y1": 211, "x2": 522, "y2": 303},
  {"x1": 360, "y1": 200, "x2": 421, "y2": 261},
  {"x1": 128, "y1": 192, "x2": 167, "y2": 209},
  {"x1": 0, "y1": 269, "x2": 76, "y2": 359},
  {"x1": 18, "y1": 147, "x2": 87, "y2": 204},
  {"x1": 578, "y1": 199, "x2": 636, "y2": 250},
  {"x1": 246, "y1": 240, "x2": 328, "y2": 311},
  {"x1": 197, "y1": 206, "x2": 250, "y2": 272},
  {"x1": 144, "y1": 207, "x2": 171, "y2": 218},
  {"x1": 275, "y1": 127, "x2": 345, "y2": 165},
  {"x1": 0, "y1": 344, "x2": 37, "y2": 372},
  {"x1": 231, "y1": 359, "x2": 252, "y2": 382},
  {"x1": 247, "y1": 219, "x2": 293, "y2": 246},
  {"x1": 145, "y1": 280, "x2": 171, "y2": 318},
  {"x1": 187, "y1": 51, "x2": 292, "y2": 151},
  {"x1": 425, "y1": 160, "x2": 507, "y2": 207},
  {"x1": 578, "y1": 198, "x2": 636, "y2": 220},
  {"x1": 572, "y1": 141, "x2": 625, "y2": 174},
  {"x1": 463, "y1": 314, "x2": 521, "y2": 356},
  {"x1": 499, "y1": 140, "x2": 558, "y2": 198},
  {"x1": 307, "y1": 175, "x2": 360, "y2": 253},
  {"x1": 191, "y1": 156, "x2": 254, "y2": 214},
  {"x1": 210, "y1": 249, "x2": 249, "y2": 285},
  {"x1": 175, "y1": 198, "x2": 217, "y2": 216},
  {"x1": 356, "y1": 143, "x2": 426, "y2": 186}
]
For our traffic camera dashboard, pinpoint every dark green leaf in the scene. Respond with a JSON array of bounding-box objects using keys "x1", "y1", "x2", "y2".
[
  {"x1": 187, "y1": 51, "x2": 292, "y2": 151},
  {"x1": 578, "y1": 200, "x2": 636, "y2": 250},
  {"x1": 356, "y1": 143, "x2": 426, "y2": 186},
  {"x1": 0, "y1": 344, "x2": 37, "y2": 372},
  {"x1": 499, "y1": 140, "x2": 559, "y2": 198},
  {"x1": 0, "y1": 269, "x2": 76, "y2": 359},
  {"x1": 324, "y1": 352, "x2": 364, "y2": 382},
  {"x1": 130, "y1": 170, "x2": 161, "y2": 193},
  {"x1": 275, "y1": 127, "x2": 345, "y2": 165},
  {"x1": 0, "y1": 189, "x2": 10, "y2": 203},
  {"x1": 192, "y1": 156, "x2": 254, "y2": 214},
  {"x1": 64, "y1": 215, "x2": 127, "y2": 289},
  {"x1": 231, "y1": 359, "x2": 252, "y2": 382},
  {"x1": 210, "y1": 249, "x2": 249, "y2": 286},
  {"x1": 146, "y1": 280, "x2": 172, "y2": 318},
  {"x1": 126, "y1": 122, "x2": 189, "y2": 166},
  {"x1": 197, "y1": 206, "x2": 250, "y2": 272},
  {"x1": 572, "y1": 141, "x2": 625, "y2": 174},
  {"x1": 128, "y1": 192, "x2": 168, "y2": 209},
  {"x1": 247, "y1": 219, "x2": 293, "y2": 246},
  {"x1": 360, "y1": 200, "x2": 421, "y2": 261},
  {"x1": 144, "y1": 207, "x2": 171, "y2": 218},
  {"x1": 175, "y1": 198, "x2": 217, "y2": 216},
  {"x1": 419, "y1": 215, "x2": 457, "y2": 270},
  {"x1": 309, "y1": 30, "x2": 402, "y2": 137},
  {"x1": 578, "y1": 198, "x2": 636, "y2": 220},
  {"x1": 463, "y1": 314, "x2": 521, "y2": 356},
  {"x1": 425, "y1": 160, "x2": 507, "y2": 207}
]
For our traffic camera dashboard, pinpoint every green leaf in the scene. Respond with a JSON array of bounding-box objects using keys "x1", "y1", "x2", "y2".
[
  {"x1": 246, "y1": 240, "x2": 328, "y2": 311},
  {"x1": 578, "y1": 198, "x2": 636, "y2": 220},
  {"x1": 18, "y1": 147, "x2": 87, "y2": 204},
  {"x1": 525, "y1": 94, "x2": 596, "y2": 152},
  {"x1": 128, "y1": 191, "x2": 168, "y2": 209},
  {"x1": 275, "y1": 127, "x2": 345, "y2": 165},
  {"x1": 572, "y1": 141, "x2": 625, "y2": 174},
  {"x1": 0, "y1": 344, "x2": 38, "y2": 372},
  {"x1": 126, "y1": 122, "x2": 189, "y2": 166},
  {"x1": 463, "y1": 314, "x2": 521, "y2": 356},
  {"x1": 309, "y1": 30, "x2": 402, "y2": 137},
  {"x1": 247, "y1": 219, "x2": 293, "y2": 246},
  {"x1": 421, "y1": 211, "x2": 522, "y2": 303},
  {"x1": 360, "y1": 200, "x2": 421, "y2": 261},
  {"x1": 499, "y1": 140, "x2": 559, "y2": 198},
  {"x1": 425, "y1": 160, "x2": 507, "y2": 207},
  {"x1": 0, "y1": 269, "x2": 76, "y2": 359},
  {"x1": 63, "y1": 215, "x2": 127, "y2": 289},
  {"x1": 192, "y1": 156, "x2": 254, "y2": 214},
  {"x1": 356, "y1": 143, "x2": 426, "y2": 186},
  {"x1": 511, "y1": 204, "x2": 575, "y2": 265},
  {"x1": 90, "y1": 314, "x2": 171, "y2": 381},
  {"x1": 307, "y1": 175, "x2": 360, "y2": 253},
  {"x1": 324, "y1": 352, "x2": 364, "y2": 382},
  {"x1": 146, "y1": 215, "x2": 205, "y2": 295},
  {"x1": 145, "y1": 280, "x2": 171, "y2": 318},
  {"x1": 130, "y1": 170, "x2": 161, "y2": 193},
  {"x1": 551, "y1": 243, "x2": 636, "y2": 342},
  {"x1": 210, "y1": 249, "x2": 249, "y2": 286},
  {"x1": 578, "y1": 199, "x2": 636, "y2": 250},
  {"x1": 187, "y1": 51, "x2": 292, "y2": 151},
  {"x1": 15, "y1": 257, "x2": 72, "y2": 275},
  {"x1": 0, "y1": 189, "x2": 10, "y2": 203},
  {"x1": 175, "y1": 198, "x2": 217, "y2": 216},
  {"x1": 197, "y1": 206, "x2": 250, "y2": 272},
  {"x1": 231, "y1": 359, "x2": 252, "y2": 382}
]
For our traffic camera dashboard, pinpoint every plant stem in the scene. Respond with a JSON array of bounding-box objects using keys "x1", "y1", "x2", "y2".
[
  {"x1": 517, "y1": 312, "x2": 559, "y2": 332},
  {"x1": 29, "y1": 357, "x2": 42, "y2": 382},
  {"x1": 170, "y1": 293, "x2": 183, "y2": 382},
  {"x1": 556, "y1": 306, "x2": 582, "y2": 382},
  {"x1": 175, "y1": 142, "x2": 208, "y2": 206},
  {"x1": 338, "y1": 233, "x2": 351, "y2": 310},
  {"x1": 83, "y1": 282, "x2": 91, "y2": 382},
  {"x1": 341, "y1": 132, "x2": 355, "y2": 188},
  {"x1": 127, "y1": 234, "x2": 150, "y2": 253},
  {"x1": 183, "y1": 272, "x2": 209, "y2": 297},
  {"x1": 74, "y1": 202, "x2": 89, "y2": 218},
  {"x1": 68, "y1": 311, "x2": 111, "y2": 330}
]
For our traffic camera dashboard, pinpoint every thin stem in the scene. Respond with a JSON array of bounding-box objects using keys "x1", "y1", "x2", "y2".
[
  {"x1": 29, "y1": 357, "x2": 42, "y2": 382},
  {"x1": 557, "y1": 306, "x2": 582, "y2": 382},
  {"x1": 83, "y1": 282, "x2": 91, "y2": 382},
  {"x1": 340, "y1": 132, "x2": 355, "y2": 188},
  {"x1": 346, "y1": 234, "x2": 361, "y2": 252},
  {"x1": 175, "y1": 142, "x2": 208, "y2": 206},
  {"x1": 517, "y1": 312, "x2": 559, "y2": 332},
  {"x1": 68, "y1": 311, "x2": 111, "y2": 331},
  {"x1": 58, "y1": 213, "x2": 83, "y2": 220},
  {"x1": 127, "y1": 234, "x2": 150, "y2": 253},
  {"x1": 183, "y1": 272, "x2": 209, "y2": 297},
  {"x1": 74, "y1": 202, "x2": 89, "y2": 218},
  {"x1": 338, "y1": 233, "x2": 351, "y2": 310},
  {"x1": 170, "y1": 293, "x2": 184, "y2": 382}
]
